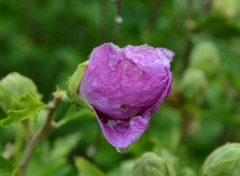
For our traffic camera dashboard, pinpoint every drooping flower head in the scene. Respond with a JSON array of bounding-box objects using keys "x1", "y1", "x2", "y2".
[{"x1": 79, "y1": 43, "x2": 174, "y2": 148}]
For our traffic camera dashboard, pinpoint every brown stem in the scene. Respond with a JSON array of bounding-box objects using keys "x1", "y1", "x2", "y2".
[
  {"x1": 100, "y1": 0, "x2": 108, "y2": 41},
  {"x1": 113, "y1": 0, "x2": 122, "y2": 43},
  {"x1": 17, "y1": 97, "x2": 61, "y2": 175},
  {"x1": 148, "y1": 0, "x2": 161, "y2": 33},
  {"x1": 202, "y1": 0, "x2": 212, "y2": 13}
]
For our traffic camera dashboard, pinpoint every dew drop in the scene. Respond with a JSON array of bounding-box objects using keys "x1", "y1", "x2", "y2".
[{"x1": 116, "y1": 147, "x2": 129, "y2": 154}]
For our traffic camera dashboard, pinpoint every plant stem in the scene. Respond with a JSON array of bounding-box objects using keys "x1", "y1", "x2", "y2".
[
  {"x1": 178, "y1": 0, "x2": 194, "y2": 74},
  {"x1": 17, "y1": 96, "x2": 61, "y2": 175},
  {"x1": 100, "y1": 0, "x2": 108, "y2": 41},
  {"x1": 114, "y1": 0, "x2": 122, "y2": 43},
  {"x1": 202, "y1": 0, "x2": 212, "y2": 13},
  {"x1": 148, "y1": 0, "x2": 161, "y2": 33}
]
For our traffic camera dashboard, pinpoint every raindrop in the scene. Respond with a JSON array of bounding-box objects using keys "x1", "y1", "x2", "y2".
[{"x1": 116, "y1": 147, "x2": 129, "y2": 154}]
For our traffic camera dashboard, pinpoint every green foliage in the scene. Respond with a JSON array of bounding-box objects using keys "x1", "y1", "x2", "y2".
[
  {"x1": 0, "y1": 94, "x2": 45, "y2": 126},
  {"x1": 22, "y1": 132, "x2": 81, "y2": 176},
  {"x1": 0, "y1": 154, "x2": 12, "y2": 176},
  {"x1": 0, "y1": 0, "x2": 240, "y2": 175},
  {"x1": 75, "y1": 157, "x2": 107, "y2": 176},
  {"x1": 0, "y1": 72, "x2": 45, "y2": 126}
]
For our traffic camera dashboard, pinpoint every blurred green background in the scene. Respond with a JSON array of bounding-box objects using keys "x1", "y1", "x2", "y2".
[{"x1": 1, "y1": 0, "x2": 240, "y2": 175}]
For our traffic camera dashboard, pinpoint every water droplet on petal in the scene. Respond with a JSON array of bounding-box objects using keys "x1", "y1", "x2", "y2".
[{"x1": 116, "y1": 147, "x2": 129, "y2": 154}]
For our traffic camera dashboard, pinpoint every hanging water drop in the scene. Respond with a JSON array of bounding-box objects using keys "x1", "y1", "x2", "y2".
[{"x1": 116, "y1": 147, "x2": 129, "y2": 154}]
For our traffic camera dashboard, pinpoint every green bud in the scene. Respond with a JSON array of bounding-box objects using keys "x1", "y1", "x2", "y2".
[
  {"x1": 180, "y1": 68, "x2": 208, "y2": 101},
  {"x1": 133, "y1": 152, "x2": 176, "y2": 176},
  {"x1": 201, "y1": 143, "x2": 240, "y2": 176},
  {"x1": 67, "y1": 61, "x2": 92, "y2": 109},
  {"x1": 189, "y1": 41, "x2": 220, "y2": 77},
  {"x1": 0, "y1": 72, "x2": 41, "y2": 112},
  {"x1": 212, "y1": 0, "x2": 238, "y2": 19}
]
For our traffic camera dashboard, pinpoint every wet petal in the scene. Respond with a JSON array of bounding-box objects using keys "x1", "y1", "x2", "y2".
[
  {"x1": 93, "y1": 107, "x2": 150, "y2": 148},
  {"x1": 149, "y1": 72, "x2": 173, "y2": 115}
]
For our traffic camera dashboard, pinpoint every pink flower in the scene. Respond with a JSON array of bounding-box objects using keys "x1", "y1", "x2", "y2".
[{"x1": 79, "y1": 43, "x2": 174, "y2": 148}]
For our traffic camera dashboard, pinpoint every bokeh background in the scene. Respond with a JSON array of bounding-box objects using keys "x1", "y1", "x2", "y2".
[{"x1": 1, "y1": 0, "x2": 240, "y2": 175}]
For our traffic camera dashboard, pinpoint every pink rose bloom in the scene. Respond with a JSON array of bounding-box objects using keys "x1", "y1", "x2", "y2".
[{"x1": 79, "y1": 43, "x2": 174, "y2": 148}]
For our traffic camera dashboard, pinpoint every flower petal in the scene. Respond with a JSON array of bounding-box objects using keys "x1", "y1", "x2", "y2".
[
  {"x1": 93, "y1": 107, "x2": 150, "y2": 148},
  {"x1": 149, "y1": 72, "x2": 173, "y2": 115}
]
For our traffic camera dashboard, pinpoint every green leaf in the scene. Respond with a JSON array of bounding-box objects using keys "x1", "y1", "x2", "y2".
[
  {"x1": 0, "y1": 72, "x2": 42, "y2": 112},
  {"x1": 75, "y1": 157, "x2": 108, "y2": 176},
  {"x1": 0, "y1": 154, "x2": 12, "y2": 175},
  {"x1": 0, "y1": 94, "x2": 45, "y2": 126}
]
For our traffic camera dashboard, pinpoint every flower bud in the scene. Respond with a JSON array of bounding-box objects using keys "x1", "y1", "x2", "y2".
[
  {"x1": 0, "y1": 72, "x2": 41, "y2": 112},
  {"x1": 212, "y1": 0, "x2": 238, "y2": 19},
  {"x1": 180, "y1": 68, "x2": 208, "y2": 101},
  {"x1": 78, "y1": 43, "x2": 174, "y2": 148},
  {"x1": 189, "y1": 41, "x2": 220, "y2": 77},
  {"x1": 201, "y1": 143, "x2": 240, "y2": 176},
  {"x1": 133, "y1": 152, "x2": 176, "y2": 176}
]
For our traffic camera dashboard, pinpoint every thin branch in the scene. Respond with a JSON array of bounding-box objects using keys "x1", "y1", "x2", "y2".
[
  {"x1": 202, "y1": 0, "x2": 212, "y2": 13},
  {"x1": 148, "y1": 0, "x2": 161, "y2": 33},
  {"x1": 17, "y1": 97, "x2": 62, "y2": 175},
  {"x1": 100, "y1": 0, "x2": 108, "y2": 41},
  {"x1": 113, "y1": 0, "x2": 122, "y2": 43}
]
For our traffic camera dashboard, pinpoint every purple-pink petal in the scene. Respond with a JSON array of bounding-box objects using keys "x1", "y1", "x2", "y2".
[{"x1": 93, "y1": 107, "x2": 150, "y2": 148}]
